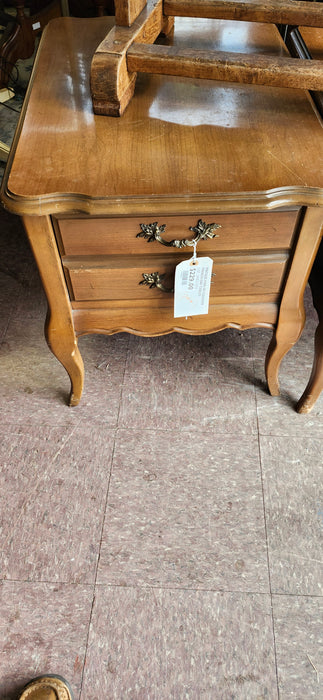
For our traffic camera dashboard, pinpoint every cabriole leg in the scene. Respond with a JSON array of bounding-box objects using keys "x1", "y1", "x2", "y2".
[
  {"x1": 265, "y1": 320, "x2": 305, "y2": 396},
  {"x1": 22, "y1": 214, "x2": 84, "y2": 405},
  {"x1": 296, "y1": 318, "x2": 323, "y2": 413},
  {"x1": 265, "y1": 207, "x2": 323, "y2": 399},
  {"x1": 45, "y1": 310, "x2": 84, "y2": 406}
]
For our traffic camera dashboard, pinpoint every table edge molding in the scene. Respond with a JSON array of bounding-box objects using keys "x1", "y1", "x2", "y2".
[{"x1": 1, "y1": 186, "x2": 323, "y2": 217}]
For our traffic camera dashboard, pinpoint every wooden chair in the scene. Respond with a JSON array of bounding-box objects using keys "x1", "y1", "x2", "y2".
[
  {"x1": 278, "y1": 21, "x2": 323, "y2": 117},
  {"x1": 90, "y1": 0, "x2": 323, "y2": 115}
]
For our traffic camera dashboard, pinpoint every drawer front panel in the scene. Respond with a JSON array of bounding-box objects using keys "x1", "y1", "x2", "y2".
[
  {"x1": 57, "y1": 211, "x2": 299, "y2": 256},
  {"x1": 65, "y1": 255, "x2": 288, "y2": 302}
]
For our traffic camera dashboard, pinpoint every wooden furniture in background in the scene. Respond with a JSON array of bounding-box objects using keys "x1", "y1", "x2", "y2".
[
  {"x1": 1, "y1": 16, "x2": 323, "y2": 407},
  {"x1": 0, "y1": 0, "x2": 64, "y2": 88},
  {"x1": 0, "y1": 0, "x2": 113, "y2": 88},
  {"x1": 0, "y1": 139, "x2": 10, "y2": 160}
]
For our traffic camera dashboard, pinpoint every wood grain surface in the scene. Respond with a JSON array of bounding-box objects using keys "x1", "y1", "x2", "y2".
[
  {"x1": 127, "y1": 43, "x2": 323, "y2": 90},
  {"x1": 164, "y1": 0, "x2": 323, "y2": 27}
]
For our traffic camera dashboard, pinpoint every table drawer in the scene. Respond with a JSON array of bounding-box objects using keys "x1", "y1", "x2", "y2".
[
  {"x1": 64, "y1": 253, "x2": 288, "y2": 302},
  {"x1": 56, "y1": 211, "x2": 299, "y2": 256}
]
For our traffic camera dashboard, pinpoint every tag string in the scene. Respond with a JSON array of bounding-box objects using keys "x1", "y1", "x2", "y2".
[{"x1": 191, "y1": 240, "x2": 197, "y2": 265}]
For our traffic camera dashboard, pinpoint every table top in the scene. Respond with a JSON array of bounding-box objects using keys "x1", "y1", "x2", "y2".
[{"x1": 2, "y1": 16, "x2": 323, "y2": 216}]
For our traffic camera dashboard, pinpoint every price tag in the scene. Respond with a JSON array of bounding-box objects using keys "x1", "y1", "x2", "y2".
[{"x1": 174, "y1": 257, "x2": 213, "y2": 318}]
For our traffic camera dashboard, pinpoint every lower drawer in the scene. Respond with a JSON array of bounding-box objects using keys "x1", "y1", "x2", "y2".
[{"x1": 64, "y1": 253, "x2": 288, "y2": 302}]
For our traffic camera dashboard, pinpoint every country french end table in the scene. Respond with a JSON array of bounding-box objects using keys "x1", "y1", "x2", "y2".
[{"x1": 1, "y1": 15, "x2": 323, "y2": 407}]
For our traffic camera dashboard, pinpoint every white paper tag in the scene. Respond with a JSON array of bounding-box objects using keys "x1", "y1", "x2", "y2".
[{"x1": 174, "y1": 257, "x2": 213, "y2": 318}]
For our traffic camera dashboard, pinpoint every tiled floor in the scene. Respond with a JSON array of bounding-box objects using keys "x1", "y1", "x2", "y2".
[
  {"x1": 1, "y1": 58, "x2": 323, "y2": 700},
  {"x1": 0, "y1": 204, "x2": 322, "y2": 700}
]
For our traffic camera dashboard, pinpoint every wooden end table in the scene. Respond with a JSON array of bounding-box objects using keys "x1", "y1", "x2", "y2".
[{"x1": 1, "y1": 16, "x2": 323, "y2": 407}]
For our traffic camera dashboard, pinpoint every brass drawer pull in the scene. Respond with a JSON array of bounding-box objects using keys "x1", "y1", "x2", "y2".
[
  {"x1": 137, "y1": 218, "x2": 221, "y2": 248},
  {"x1": 140, "y1": 272, "x2": 174, "y2": 293}
]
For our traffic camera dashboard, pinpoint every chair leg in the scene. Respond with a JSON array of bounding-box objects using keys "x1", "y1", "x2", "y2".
[{"x1": 297, "y1": 319, "x2": 323, "y2": 413}]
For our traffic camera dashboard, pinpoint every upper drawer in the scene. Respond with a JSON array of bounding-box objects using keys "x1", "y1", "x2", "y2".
[{"x1": 55, "y1": 211, "x2": 299, "y2": 256}]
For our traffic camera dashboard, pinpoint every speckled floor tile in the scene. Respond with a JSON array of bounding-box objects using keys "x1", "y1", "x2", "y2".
[
  {"x1": 254, "y1": 285, "x2": 323, "y2": 431},
  {"x1": 252, "y1": 316, "x2": 319, "y2": 368},
  {"x1": 0, "y1": 580, "x2": 92, "y2": 700},
  {"x1": 82, "y1": 586, "x2": 278, "y2": 700},
  {"x1": 11, "y1": 266, "x2": 48, "y2": 317},
  {"x1": 0, "y1": 207, "x2": 32, "y2": 268},
  {"x1": 260, "y1": 436, "x2": 323, "y2": 595},
  {"x1": 0, "y1": 423, "x2": 115, "y2": 583},
  {"x1": 0, "y1": 209, "x2": 34, "y2": 340},
  {"x1": 255, "y1": 353, "x2": 323, "y2": 437},
  {"x1": 0, "y1": 208, "x2": 129, "y2": 423},
  {"x1": 0, "y1": 314, "x2": 129, "y2": 425},
  {"x1": 128, "y1": 325, "x2": 255, "y2": 360},
  {"x1": 251, "y1": 285, "x2": 318, "y2": 361},
  {"x1": 0, "y1": 271, "x2": 20, "y2": 342},
  {"x1": 273, "y1": 595, "x2": 323, "y2": 698},
  {"x1": 75, "y1": 332, "x2": 130, "y2": 421},
  {"x1": 119, "y1": 355, "x2": 258, "y2": 434},
  {"x1": 97, "y1": 430, "x2": 269, "y2": 591}
]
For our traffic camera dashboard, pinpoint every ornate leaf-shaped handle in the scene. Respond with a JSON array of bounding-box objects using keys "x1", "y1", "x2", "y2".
[
  {"x1": 139, "y1": 272, "x2": 174, "y2": 293},
  {"x1": 137, "y1": 219, "x2": 221, "y2": 248}
]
